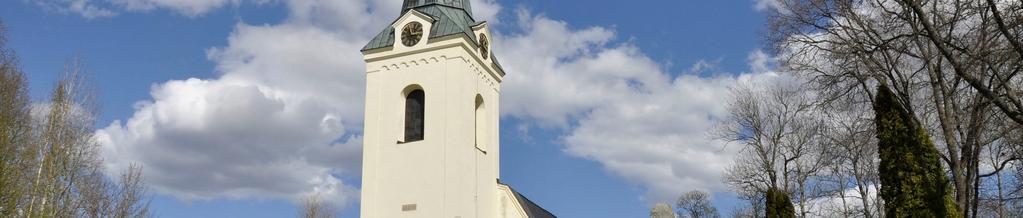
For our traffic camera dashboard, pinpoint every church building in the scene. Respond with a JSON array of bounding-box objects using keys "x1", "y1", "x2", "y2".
[{"x1": 359, "y1": 0, "x2": 555, "y2": 217}]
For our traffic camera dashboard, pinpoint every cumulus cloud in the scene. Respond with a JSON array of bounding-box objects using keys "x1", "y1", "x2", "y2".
[
  {"x1": 34, "y1": 0, "x2": 118, "y2": 19},
  {"x1": 96, "y1": 77, "x2": 359, "y2": 202},
  {"x1": 498, "y1": 10, "x2": 652, "y2": 127},
  {"x1": 34, "y1": 0, "x2": 499, "y2": 20},
  {"x1": 471, "y1": 0, "x2": 501, "y2": 25},
  {"x1": 754, "y1": 0, "x2": 790, "y2": 14},
  {"x1": 31, "y1": 0, "x2": 266, "y2": 18},
  {"x1": 496, "y1": 9, "x2": 783, "y2": 203},
  {"x1": 95, "y1": 0, "x2": 402, "y2": 208},
  {"x1": 110, "y1": 0, "x2": 248, "y2": 16},
  {"x1": 805, "y1": 185, "x2": 881, "y2": 217}
]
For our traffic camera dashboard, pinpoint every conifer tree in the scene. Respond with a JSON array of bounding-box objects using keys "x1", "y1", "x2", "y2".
[
  {"x1": 873, "y1": 84, "x2": 958, "y2": 218},
  {"x1": 765, "y1": 187, "x2": 795, "y2": 218}
]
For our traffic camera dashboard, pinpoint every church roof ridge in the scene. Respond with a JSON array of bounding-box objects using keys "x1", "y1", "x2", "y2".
[
  {"x1": 500, "y1": 182, "x2": 557, "y2": 218},
  {"x1": 402, "y1": 0, "x2": 473, "y2": 17}
]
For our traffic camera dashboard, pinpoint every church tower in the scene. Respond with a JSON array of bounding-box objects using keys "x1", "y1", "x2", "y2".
[{"x1": 359, "y1": 0, "x2": 509, "y2": 217}]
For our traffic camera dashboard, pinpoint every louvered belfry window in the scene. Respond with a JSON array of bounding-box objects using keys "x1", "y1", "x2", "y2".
[{"x1": 404, "y1": 90, "x2": 425, "y2": 142}]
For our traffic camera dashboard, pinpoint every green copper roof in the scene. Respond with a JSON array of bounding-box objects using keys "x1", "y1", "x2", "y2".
[
  {"x1": 362, "y1": 4, "x2": 479, "y2": 51},
  {"x1": 402, "y1": 0, "x2": 471, "y2": 14}
]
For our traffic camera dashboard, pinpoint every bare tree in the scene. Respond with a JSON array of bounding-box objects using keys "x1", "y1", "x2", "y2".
[
  {"x1": 298, "y1": 196, "x2": 335, "y2": 218},
  {"x1": 719, "y1": 78, "x2": 831, "y2": 217},
  {"x1": 728, "y1": 186, "x2": 765, "y2": 218},
  {"x1": 728, "y1": 205, "x2": 760, "y2": 218},
  {"x1": 765, "y1": 0, "x2": 1023, "y2": 216},
  {"x1": 675, "y1": 190, "x2": 720, "y2": 218},
  {"x1": 818, "y1": 93, "x2": 883, "y2": 218},
  {"x1": 897, "y1": 0, "x2": 1023, "y2": 126},
  {"x1": 23, "y1": 58, "x2": 104, "y2": 217},
  {"x1": 977, "y1": 128, "x2": 1023, "y2": 218}
]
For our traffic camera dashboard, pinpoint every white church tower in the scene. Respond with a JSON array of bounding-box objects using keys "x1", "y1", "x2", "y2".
[{"x1": 359, "y1": 1, "x2": 553, "y2": 218}]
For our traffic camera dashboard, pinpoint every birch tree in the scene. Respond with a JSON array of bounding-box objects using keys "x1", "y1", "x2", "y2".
[{"x1": 0, "y1": 20, "x2": 32, "y2": 217}]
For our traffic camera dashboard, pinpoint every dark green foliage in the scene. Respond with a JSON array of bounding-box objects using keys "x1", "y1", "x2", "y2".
[
  {"x1": 873, "y1": 85, "x2": 959, "y2": 218},
  {"x1": 765, "y1": 187, "x2": 795, "y2": 218}
]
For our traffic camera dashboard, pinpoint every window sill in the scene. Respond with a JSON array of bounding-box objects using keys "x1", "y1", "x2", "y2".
[{"x1": 397, "y1": 139, "x2": 423, "y2": 144}]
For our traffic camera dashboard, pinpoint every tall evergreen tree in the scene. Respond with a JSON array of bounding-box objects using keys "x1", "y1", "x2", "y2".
[
  {"x1": 873, "y1": 84, "x2": 958, "y2": 217},
  {"x1": 765, "y1": 187, "x2": 795, "y2": 218}
]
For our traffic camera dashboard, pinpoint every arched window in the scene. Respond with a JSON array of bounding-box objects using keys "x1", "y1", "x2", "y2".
[
  {"x1": 405, "y1": 89, "x2": 425, "y2": 142},
  {"x1": 474, "y1": 95, "x2": 485, "y2": 151}
]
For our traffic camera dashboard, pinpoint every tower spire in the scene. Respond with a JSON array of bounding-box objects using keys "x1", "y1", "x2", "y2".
[{"x1": 401, "y1": 0, "x2": 473, "y2": 17}]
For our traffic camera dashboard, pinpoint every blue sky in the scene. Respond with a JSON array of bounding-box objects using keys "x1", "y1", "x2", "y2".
[{"x1": 1, "y1": 0, "x2": 776, "y2": 217}]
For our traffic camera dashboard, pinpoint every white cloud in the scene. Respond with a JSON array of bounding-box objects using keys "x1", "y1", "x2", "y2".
[
  {"x1": 94, "y1": 0, "x2": 398, "y2": 208},
  {"x1": 33, "y1": 0, "x2": 499, "y2": 20},
  {"x1": 496, "y1": 9, "x2": 783, "y2": 203},
  {"x1": 471, "y1": 0, "x2": 500, "y2": 25},
  {"x1": 32, "y1": 0, "x2": 271, "y2": 18},
  {"x1": 805, "y1": 185, "x2": 881, "y2": 217},
  {"x1": 754, "y1": 0, "x2": 790, "y2": 14},
  {"x1": 109, "y1": 0, "x2": 244, "y2": 16},
  {"x1": 34, "y1": 0, "x2": 118, "y2": 19},
  {"x1": 95, "y1": 76, "x2": 362, "y2": 203},
  {"x1": 498, "y1": 10, "x2": 644, "y2": 127}
]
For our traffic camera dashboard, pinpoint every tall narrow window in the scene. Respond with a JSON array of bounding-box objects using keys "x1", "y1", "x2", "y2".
[
  {"x1": 405, "y1": 90, "x2": 425, "y2": 142},
  {"x1": 474, "y1": 95, "x2": 485, "y2": 151}
]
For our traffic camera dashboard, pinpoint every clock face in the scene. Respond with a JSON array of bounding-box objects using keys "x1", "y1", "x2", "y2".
[
  {"x1": 401, "y1": 22, "x2": 423, "y2": 47},
  {"x1": 479, "y1": 34, "x2": 489, "y2": 59}
]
